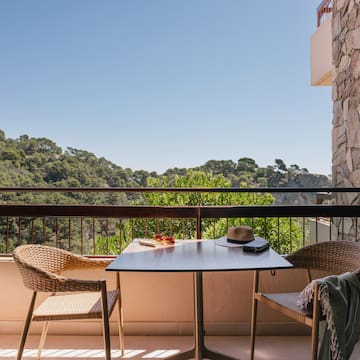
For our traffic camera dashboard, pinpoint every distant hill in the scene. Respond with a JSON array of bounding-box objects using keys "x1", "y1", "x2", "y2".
[{"x1": 0, "y1": 129, "x2": 331, "y2": 204}]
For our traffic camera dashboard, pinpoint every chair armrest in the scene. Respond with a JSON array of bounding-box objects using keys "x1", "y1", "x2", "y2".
[
  {"x1": 18, "y1": 261, "x2": 105, "y2": 292},
  {"x1": 64, "y1": 253, "x2": 113, "y2": 272},
  {"x1": 51, "y1": 274, "x2": 105, "y2": 292}
]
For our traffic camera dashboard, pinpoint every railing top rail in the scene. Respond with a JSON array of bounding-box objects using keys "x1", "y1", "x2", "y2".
[
  {"x1": 1, "y1": 204, "x2": 360, "y2": 218},
  {"x1": 0, "y1": 186, "x2": 358, "y2": 193}
]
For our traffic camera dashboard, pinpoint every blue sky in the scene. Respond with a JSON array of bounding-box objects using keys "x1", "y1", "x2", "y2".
[{"x1": 0, "y1": 1, "x2": 332, "y2": 175}]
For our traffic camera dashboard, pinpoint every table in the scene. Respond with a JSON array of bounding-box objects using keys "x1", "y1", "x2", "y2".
[{"x1": 107, "y1": 239, "x2": 293, "y2": 360}]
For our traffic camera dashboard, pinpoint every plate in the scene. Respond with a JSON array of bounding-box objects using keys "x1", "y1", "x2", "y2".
[{"x1": 138, "y1": 238, "x2": 175, "y2": 248}]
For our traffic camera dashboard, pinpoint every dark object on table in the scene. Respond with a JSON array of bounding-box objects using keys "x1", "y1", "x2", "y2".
[{"x1": 243, "y1": 237, "x2": 269, "y2": 253}]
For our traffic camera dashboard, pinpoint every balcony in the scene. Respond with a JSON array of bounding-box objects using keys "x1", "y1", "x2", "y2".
[
  {"x1": 1, "y1": 186, "x2": 360, "y2": 359},
  {"x1": 311, "y1": 0, "x2": 332, "y2": 86}
]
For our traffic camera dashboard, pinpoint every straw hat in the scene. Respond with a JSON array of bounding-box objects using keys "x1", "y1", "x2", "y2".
[{"x1": 227, "y1": 225, "x2": 254, "y2": 243}]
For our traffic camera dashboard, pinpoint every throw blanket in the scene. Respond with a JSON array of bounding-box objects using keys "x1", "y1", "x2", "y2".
[{"x1": 297, "y1": 272, "x2": 360, "y2": 360}]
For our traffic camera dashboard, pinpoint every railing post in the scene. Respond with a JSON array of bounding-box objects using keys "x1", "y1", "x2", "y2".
[{"x1": 196, "y1": 207, "x2": 202, "y2": 239}]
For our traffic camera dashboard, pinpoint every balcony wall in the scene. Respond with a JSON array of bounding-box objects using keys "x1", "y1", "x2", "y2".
[
  {"x1": 0, "y1": 258, "x2": 311, "y2": 337},
  {"x1": 311, "y1": 15, "x2": 332, "y2": 86}
]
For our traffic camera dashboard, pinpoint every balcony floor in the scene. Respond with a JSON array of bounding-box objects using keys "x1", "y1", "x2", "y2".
[{"x1": 1, "y1": 335, "x2": 360, "y2": 360}]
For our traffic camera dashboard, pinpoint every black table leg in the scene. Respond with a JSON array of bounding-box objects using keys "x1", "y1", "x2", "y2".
[{"x1": 166, "y1": 272, "x2": 239, "y2": 360}]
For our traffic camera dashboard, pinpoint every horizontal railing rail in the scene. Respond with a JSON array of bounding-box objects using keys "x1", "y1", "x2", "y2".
[
  {"x1": 1, "y1": 187, "x2": 359, "y2": 257},
  {"x1": 0, "y1": 186, "x2": 357, "y2": 193},
  {"x1": 1, "y1": 204, "x2": 360, "y2": 218}
]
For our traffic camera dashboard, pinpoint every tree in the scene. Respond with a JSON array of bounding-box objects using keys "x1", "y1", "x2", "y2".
[
  {"x1": 44, "y1": 161, "x2": 71, "y2": 183},
  {"x1": 0, "y1": 131, "x2": 330, "y2": 254},
  {"x1": 1, "y1": 149, "x2": 22, "y2": 162},
  {"x1": 274, "y1": 159, "x2": 287, "y2": 172},
  {"x1": 122, "y1": 170, "x2": 302, "y2": 253},
  {"x1": 198, "y1": 160, "x2": 236, "y2": 177},
  {"x1": 237, "y1": 157, "x2": 258, "y2": 174},
  {"x1": 132, "y1": 170, "x2": 150, "y2": 187},
  {"x1": 289, "y1": 164, "x2": 300, "y2": 173}
]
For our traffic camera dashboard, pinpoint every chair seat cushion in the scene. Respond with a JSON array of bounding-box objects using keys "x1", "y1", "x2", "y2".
[
  {"x1": 33, "y1": 289, "x2": 119, "y2": 321},
  {"x1": 256, "y1": 292, "x2": 319, "y2": 326}
]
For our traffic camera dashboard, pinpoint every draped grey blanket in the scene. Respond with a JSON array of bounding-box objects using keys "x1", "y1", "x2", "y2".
[{"x1": 297, "y1": 272, "x2": 360, "y2": 360}]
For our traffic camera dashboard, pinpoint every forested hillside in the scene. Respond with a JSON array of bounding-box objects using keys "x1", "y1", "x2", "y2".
[
  {"x1": 0, "y1": 129, "x2": 330, "y2": 205},
  {"x1": 0, "y1": 130, "x2": 332, "y2": 252}
]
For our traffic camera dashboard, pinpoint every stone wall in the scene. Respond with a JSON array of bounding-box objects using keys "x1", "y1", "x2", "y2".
[{"x1": 332, "y1": 0, "x2": 360, "y2": 239}]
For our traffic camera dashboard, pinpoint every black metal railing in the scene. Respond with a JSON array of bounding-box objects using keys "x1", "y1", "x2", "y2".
[{"x1": 1, "y1": 187, "x2": 360, "y2": 257}]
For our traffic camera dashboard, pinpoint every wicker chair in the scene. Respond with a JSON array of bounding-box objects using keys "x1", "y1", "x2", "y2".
[
  {"x1": 13, "y1": 244, "x2": 125, "y2": 360},
  {"x1": 250, "y1": 240, "x2": 360, "y2": 360}
]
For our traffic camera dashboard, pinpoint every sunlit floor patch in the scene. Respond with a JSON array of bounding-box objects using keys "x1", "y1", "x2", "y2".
[
  {"x1": 3, "y1": 335, "x2": 345, "y2": 360},
  {"x1": 0, "y1": 348, "x2": 181, "y2": 358},
  {"x1": 142, "y1": 349, "x2": 180, "y2": 358}
]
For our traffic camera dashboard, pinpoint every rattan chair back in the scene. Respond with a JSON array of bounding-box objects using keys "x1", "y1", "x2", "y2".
[
  {"x1": 13, "y1": 245, "x2": 110, "y2": 293},
  {"x1": 285, "y1": 240, "x2": 360, "y2": 274}
]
